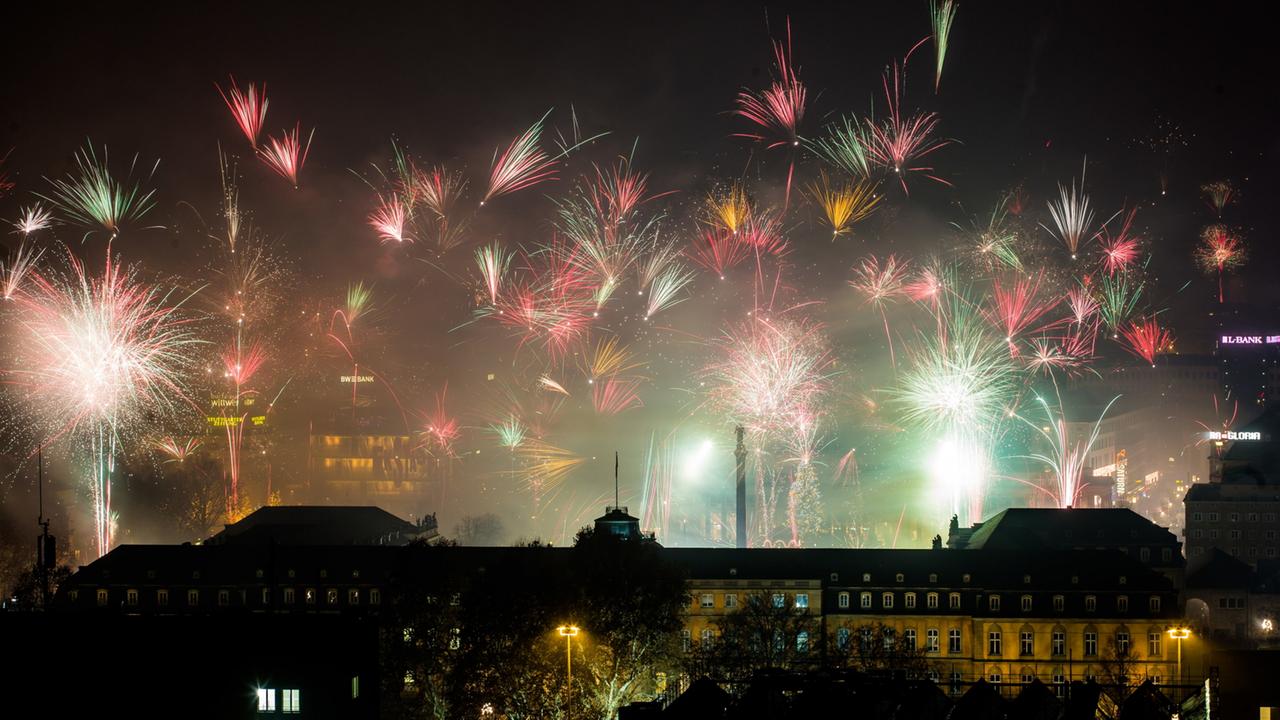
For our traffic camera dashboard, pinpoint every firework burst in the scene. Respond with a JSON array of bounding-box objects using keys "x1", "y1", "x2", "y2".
[
  {"x1": 1018, "y1": 394, "x2": 1118, "y2": 508},
  {"x1": 807, "y1": 116, "x2": 873, "y2": 180},
  {"x1": 2, "y1": 243, "x2": 45, "y2": 301},
  {"x1": 807, "y1": 173, "x2": 881, "y2": 237},
  {"x1": 1201, "y1": 180, "x2": 1236, "y2": 218},
  {"x1": 930, "y1": 0, "x2": 958, "y2": 91},
  {"x1": 592, "y1": 376, "x2": 644, "y2": 415},
  {"x1": 8, "y1": 249, "x2": 202, "y2": 556},
  {"x1": 850, "y1": 254, "x2": 910, "y2": 367},
  {"x1": 258, "y1": 123, "x2": 314, "y2": 188},
  {"x1": 368, "y1": 195, "x2": 410, "y2": 244},
  {"x1": 688, "y1": 228, "x2": 749, "y2": 278},
  {"x1": 1097, "y1": 207, "x2": 1142, "y2": 275},
  {"x1": 733, "y1": 19, "x2": 806, "y2": 207},
  {"x1": 705, "y1": 184, "x2": 752, "y2": 235},
  {"x1": 1195, "y1": 224, "x2": 1246, "y2": 303},
  {"x1": 475, "y1": 242, "x2": 514, "y2": 305},
  {"x1": 12, "y1": 204, "x2": 54, "y2": 236},
  {"x1": 1043, "y1": 170, "x2": 1097, "y2": 260},
  {"x1": 1118, "y1": 316, "x2": 1173, "y2": 365},
  {"x1": 39, "y1": 143, "x2": 159, "y2": 239},
  {"x1": 216, "y1": 76, "x2": 269, "y2": 148},
  {"x1": 644, "y1": 263, "x2": 695, "y2": 318},
  {"x1": 482, "y1": 111, "x2": 559, "y2": 204},
  {"x1": 153, "y1": 436, "x2": 203, "y2": 463},
  {"x1": 866, "y1": 62, "x2": 951, "y2": 193}
]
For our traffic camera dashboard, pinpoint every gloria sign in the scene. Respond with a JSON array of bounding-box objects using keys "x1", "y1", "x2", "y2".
[
  {"x1": 1220, "y1": 335, "x2": 1280, "y2": 345},
  {"x1": 1208, "y1": 430, "x2": 1263, "y2": 441}
]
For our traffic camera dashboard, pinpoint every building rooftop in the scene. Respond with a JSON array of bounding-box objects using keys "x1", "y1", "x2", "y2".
[
  {"x1": 204, "y1": 506, "x2": 434, "y2": 547},
  {"x1": 947, "y1": 508, "x2": 1179, "y2": 562}
]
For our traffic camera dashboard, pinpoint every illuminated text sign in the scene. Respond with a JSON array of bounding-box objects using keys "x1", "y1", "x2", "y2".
[
  {"x1": 1209, "y1": 430, "x2": 1262, "y2": 441},
  {"x1": 340, "y1": 375, "x2": 375, "y2": 383},
  {"x1": 1220, "y1": 335, "x2": 1280, "y2": 345}
]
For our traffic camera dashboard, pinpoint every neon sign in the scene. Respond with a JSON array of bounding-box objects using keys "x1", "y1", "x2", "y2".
[
  {"x1": 1220, "y1": 335, "x2": 1280, "y2": 345},
  {"x1": 1208, "y1": 430, "x2": 1262, "y2": 441}
]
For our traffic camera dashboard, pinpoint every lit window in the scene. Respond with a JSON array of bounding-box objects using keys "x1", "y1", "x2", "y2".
[
  {"x1": 989, "y1": 672, "x2": 1002, "y2": 684},
  {"x1": 837, "y1": 592, "x2": 849, "y2": 609},
  {"x1": 927, "y1": 628, "x2": 940, "y2": 652},
  {"x1": 883, "y1": 627, "x2": 896, "y2": 651},
  {"x1": 348, "y1": 589, "x2": 360, "y2": 605},
  {"x1": 927, "y1": 592, "x2": 939, "y2": 609},
  {"x1": 861, "y1": 592, "x2": 872, "y2": 609},
  {"x1": 906, "y1": 592, "x2": 917, "y2": 609},
  {"x1": 257, "y1": 688, "x2": 276, "y2": 712},
  {"x1": 797, "y1": 631, "x2": 810, "y2": 654},
  {"x1": 1020, "y1": 595, "x2": 1032, "y2": 612},
  {"x1": 795, "y1": 593, "x2": 809, "y2": 610},
  {"x1": 772, "y1": 593, "x2": 786, "y2": 608},
  {"x1": 681, "y1": 629, "x2": 691, "y2": 652},
  {"x1": 126, "y1": 589, "x2": 138, "y2": 607},
  {"x1": 1052, "y1": 630, "x2": 1065, "y2": 656},
  {"x1": 351, "y1": 676, "x2": 359, "y2": 699},
  {"x1": 949, "y1": 593, "x2": 961, "y2": 610},
  {"x1": 449, "y1": 627, "x2": 460, "y2": 650},
  {"x1": 725, "y1": 593, "x2": 737, "y2": 609},
  {"x1": 1118, "y1": 596, "x2": 1128, "y2": 612},
  {"x1": 282, "y1": 688, "x2": 300, "y2": 714},
  {"x1": 283, "y1": 588, "x2": 295, "y2": 604},
  {"x1": 989, "y1": 595, "x2": 1001, "y2": 612},
  {"x1": 1117, "y1": 631, "x2": 1130, "y2": 656},
  {"x1": 882, "y1": 592, "x2": 894, "y2": 609},
  {"x1": 96, "y1": 589, "x2": 108, "y2": 606},
  {"x1": 701, "y1": 628, "x2": 714, "y2": 647},
  {"x1": 837, "y1": 627, "x2": 850, "y2": 649},
  {"x1": 1020, "y1": 630, "x2": 1033, "y2": 656},
  {"x1": 988, "y1": 630, "x2": 1002, "y2": 656},
  {"x1": 949, "y1": 628, "x2": 962, "y2": 653},
  {"x1": 1085, "y1": 595, "x2": 1096, "y2": 612},
  {"x1": 187, "y1": 589, "x2": 199, "y2": 606},
  {"x1": 1084, "y1": 631, "x2": 1098, "y2": 657},
  {"x1": 1148, "y1": 632, "x2": 1162, "y2": 657},
  {"x1": 700, "y1": 593, "x2": 714, "y2": 609},
  {"x1": 904, "y1": 628, "x2": 917, "y2": 649}
]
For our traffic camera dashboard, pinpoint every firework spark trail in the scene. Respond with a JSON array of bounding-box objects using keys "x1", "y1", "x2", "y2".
[
  {"x1": 807, "y1": 173, "x2": 881, "y2": 237},
  {"x1": 412, "y1": 164, "x2": 469, "y2": 251},
  {"x1": 638, "y1": 433, "x2": 675, "y2": 539},
  {"x1": 153, "y1": 436, "x2": 203, "y2": 463},
  {"x1": 592, "y1": 376, "x2": 644, "y2": 415},
  {"x1": 1042, "y1": 165, "x2": 1097, "y2": 260},
  {"x1": 216, "y1": 76, "x2": 269, "y2": 148},
  {"x1": 39, "y1": 144, "x2": 159, "y2": 239},
  {"x1": 2, "y1": 243, "x2": 45, "y2": 301},
  {"x1": 581, "y1": 336, "x2": 643, "y2": 381},
  {"x1": 1096, "y1": 270, "x2": 1145, "y2": 331},
  {"x1": 866, "y1": 58, "x2": 951, "y2": 194},
  {"x1": 930, "y1": 0, "x2": 958, "y2": 91},
  {"x1": 12, "y1": 204, "x2": 54, "y2": 236},
  {"x1": 1119, "y1": 316, "x2": 1173, "y2": 366},
  {"x1": 985, "y1": 272, "x2": 1061, "y2": 351},
  {"x1": 1201, "y1": 180, "x2": 1236, "y2": 218},
  {"x1": 1066, "y1": 285, "x2": 1100, "y2": 326},
  {"x1": 482, "y1": 111, "x2": 559, "y2": 204},
  {"x1": 369, "y1": 195, "x2": 410, "y2": 244},
  {"x1": 637, "y1": 239, "x2": 681, "y2": 293},
  {"x1": 645, "y1": 262, "x2": 695, "y2": 318},
  {"x1": 590, "y1": 155, "x2": 661, "y2": 226},
  {"x1": 219, "y1": 337, "x2": 267, "y2": 511},
  {"x1": 1195, "y1": 224, "x2": 1246, "y2": 303},
  {"x1": 733, "y1": 18, "x2": 806, "y2": 208},
  {"x1": 688, "y1": 228, "x2": 749, "y2": 279},
  {"x1": 9, "y1": 249, "x2": 202, "y2": 556},
  {"x1": 258, "y1": 123, "x2": 314, "y2": 188},
  {"x1": 516, "y1": 438, "x2": 584, "y2": 508},
  {"x1": 538, "y1": 375, "x2": 571, "y2": 396},
  {"x1": 1018, "y1": 394, "x2": 1119, "y2": 508},
  {"x1": 704, "y1": 184, "x2": 752, "y2": 235},
  {"x1": 474, "y1": 242, "x2": 514, "y2": 305},
  {"x1": 217, "y1": 149, "x2": 243, "y2": 253},
  {"x1": 1097, "y1": 207, "x2": 1143, "y2": 276},
  {"x1": 962, "y1": 199, "x2": 1023, "y2": 272},
  {"x1": 488, "y1": 413, "x2": 527, "y2": 450},
  {"x1": 1025, "y1": 335, "x2": 1091, "y2": 377},
  {"x1": 806, "y1": 116, "x2": 873, "y2": 180},
  {"x1": 849, "y1": 254, "x2": 910, "y2": 368}
]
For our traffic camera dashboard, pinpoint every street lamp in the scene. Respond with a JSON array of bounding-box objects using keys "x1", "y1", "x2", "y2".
[
  {"x1": 1168, "y1": 626, "x2": 1191, "y2": 691},
  {"x1": 558, "y1": 625, "x2": 580, "y2": 720}
]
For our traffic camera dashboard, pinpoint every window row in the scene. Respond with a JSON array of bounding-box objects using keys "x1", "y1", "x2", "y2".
[
  {"x1": 835, "y1": 591, "x2": 1161, "y2": 614},
  {"x1": 89, "y1": 586, "x2": 382, "y2": 608}
]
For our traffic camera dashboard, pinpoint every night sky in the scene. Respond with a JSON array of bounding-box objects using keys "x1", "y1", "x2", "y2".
[{"x1": 2, "y1": 1, "x2": 1278, "y2": 548}]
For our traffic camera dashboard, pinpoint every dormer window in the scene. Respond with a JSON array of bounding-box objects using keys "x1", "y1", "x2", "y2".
[
  {"x1": 963, "y1": 574, "x2": 971, "y2": 583},
  {"x1": 863, "y1": 573, "x2": 871, "y2": 582},
  {"x1": 929, "y1": 573, "x2": 938, "y2": 583},
  {"x1": 896, "y1": 573, "x2": 905, "y2": 583},
  {"x1": 1023, "y1": 575, "x2": 1031, "y2": 584}
]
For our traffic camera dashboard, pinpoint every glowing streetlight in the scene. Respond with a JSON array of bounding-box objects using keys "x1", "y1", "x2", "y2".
[
  {"x1": 1167, "y1": 626, "x2": 1191, "y2": 688},
  {"x1": 557, "y1": 625, "x2": 580, "y2": 720}
]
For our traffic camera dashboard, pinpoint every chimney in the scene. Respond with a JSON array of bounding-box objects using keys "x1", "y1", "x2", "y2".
[{"x1": 735, "y1": 425, "x2": 747, "y2": 549}]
